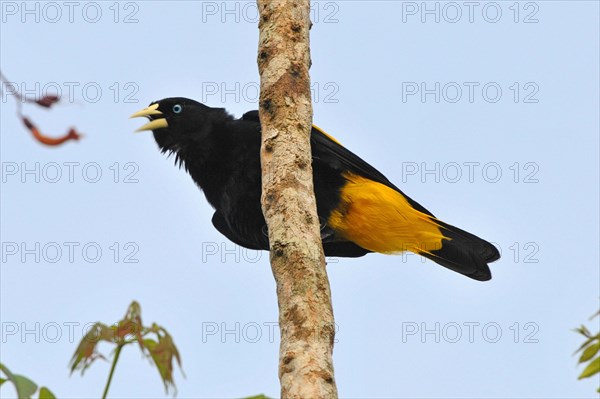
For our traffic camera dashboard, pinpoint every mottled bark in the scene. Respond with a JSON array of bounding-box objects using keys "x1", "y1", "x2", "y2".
[{"x1": 257, "y1": 1, "x2": 338, "y2": 398}]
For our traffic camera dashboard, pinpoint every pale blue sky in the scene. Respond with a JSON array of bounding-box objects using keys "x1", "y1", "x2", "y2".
[{"x1": 1, "y1": 1, "x2": 599, "y2": 398}]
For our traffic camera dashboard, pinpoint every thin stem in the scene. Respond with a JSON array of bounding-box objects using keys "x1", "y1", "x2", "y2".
[
  {"x1": 102, "y1": 344, "x2": 124, "y2": 399},
  {"x1": 0, "y1": 70, "x2": 24, "y2": 115}
]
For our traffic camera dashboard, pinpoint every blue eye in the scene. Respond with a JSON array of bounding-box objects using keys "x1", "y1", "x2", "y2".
[{"x1": 173, "y1": 104, "x2": 182, "y2": 114}]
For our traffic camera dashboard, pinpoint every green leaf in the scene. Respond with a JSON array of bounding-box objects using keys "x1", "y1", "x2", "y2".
[
  {"x1": 0, "y1": 378, "x2": 6, "y2": 386},
  {"x1": 580, "y1": 342, "x2": 600, "y2": 363},
  {"x1": 11, "y1": 375, "x2": 38, "y2": 399},
  {"x1": 578, "y1": 357, "x2": 600, "y2": 379},
  {"x1": 574, "y1": 336, "x2": 596, "y2": 354},
  {"x1": 574, "y1": 325, "x2": 592, "y2": 338},
  {"x1": 145, "y1": 332, "x2": 182, "y2": 394},
  {"x1": 69, "y1": 322, "x2": 112, "y2": 375},
  {"x1": 13, "y1": 375, "x2": 37, "y2": 398},
  {"x1": 0, "y1": 364, "x2": 38, "y2": 399},
  {"x1": 68, "y1": 302, "x2": 183, "y2": 396},
  {"x1": 0, "y1": 364, "x2": 13, "y2": 379},
  {"x1": 38, "y1": 387, "x2": 56, "y2": 399}
]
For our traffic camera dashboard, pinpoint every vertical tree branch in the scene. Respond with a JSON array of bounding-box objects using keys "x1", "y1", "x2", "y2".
[{"x1": 257, "y1": 1, "x2": 338, "y2": 398}]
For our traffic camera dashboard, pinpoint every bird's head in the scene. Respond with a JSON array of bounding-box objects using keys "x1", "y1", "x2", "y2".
[{"x1": 130, "y1": 97, "x2": 218, "y2": 157}]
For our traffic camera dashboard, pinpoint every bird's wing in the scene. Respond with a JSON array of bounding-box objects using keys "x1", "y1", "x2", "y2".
[
  {"x1": 241, "y1": 110, "x2": 260, "y2": 121},
  {"x1": 311, "y1": 125, "x2": 499, "y2": 280},
  {"x1": 309, "y1": 124, "x2": 436, "y2": 217},
  {"x1": 211, "y1": 211, "x2": 267, "y2": 250},
  {"x1": 239, "y1": 111, "x2": 498, "y2": 280},
  {"x1": 213, "y1": 210, "x2": 369, "y2": 257},
  {"x1": 242, "y1": 110, "x2": 434, "y2": 216}
]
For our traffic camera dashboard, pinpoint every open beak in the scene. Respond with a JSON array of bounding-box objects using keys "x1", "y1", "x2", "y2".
[{"x1": 130, "y1": 103, "x2": 168, "y2": 132}]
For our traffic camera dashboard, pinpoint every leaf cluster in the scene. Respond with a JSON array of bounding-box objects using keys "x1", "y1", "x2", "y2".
[
  {"x1": 69, "y1": 301, "x2": 183, "y2": 395},
  {"x1": 574, "y1": 310, "x2": 600, "y2": 392}
]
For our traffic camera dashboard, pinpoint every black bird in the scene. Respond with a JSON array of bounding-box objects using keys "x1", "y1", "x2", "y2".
[{"x1": 131, "y1": 98, "x2": 500, "y2": 281}]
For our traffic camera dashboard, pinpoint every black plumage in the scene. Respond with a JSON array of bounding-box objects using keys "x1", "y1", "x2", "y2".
[{"x1": 132, "y1": 98, "x2": 500, "y2": 281}]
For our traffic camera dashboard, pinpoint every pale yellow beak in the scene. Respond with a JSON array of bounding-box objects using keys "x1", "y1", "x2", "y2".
[{"x1": 130, "y1": 103, "x2": 169, "y2": 132}]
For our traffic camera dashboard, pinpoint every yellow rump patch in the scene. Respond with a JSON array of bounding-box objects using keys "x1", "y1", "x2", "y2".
[
  {"x1": 327, "y1": 173, "x2": 446, "y2": 255},
  {"x1": 313, "y1": 124, "x2": 342, "y2": 145}
]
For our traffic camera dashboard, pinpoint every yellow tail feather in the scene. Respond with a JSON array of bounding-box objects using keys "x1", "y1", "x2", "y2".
[{"x1": 327, "y1": 173, "x2": 446, "y2": 255}]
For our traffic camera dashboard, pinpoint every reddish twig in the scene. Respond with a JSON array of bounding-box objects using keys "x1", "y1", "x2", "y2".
[
  {"x1": 1, "y1": 70, "x2": 82, "y2": 146},
  {"x1": 21, "y1": 116, "x2": 82, "y2": 146}
]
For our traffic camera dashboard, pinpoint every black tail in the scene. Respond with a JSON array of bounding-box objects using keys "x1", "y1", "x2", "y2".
[{"x1": 422, "y1": 221, "x2": 500, "y2": 281}]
